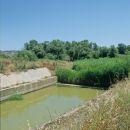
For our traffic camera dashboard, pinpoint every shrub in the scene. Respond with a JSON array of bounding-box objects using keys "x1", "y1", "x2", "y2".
[
  {"x1": 13, "y1": 50, "x2": 37, "y2": 61},
  {"x1": 0, "y1": 62, "x2": 4, "y2": 73},
  {"x1": 0, "y1": 51, "x2": 10, "y2": 59},
  {"x1": 56, "y1": 56, "x2": 130, "y2": 88},
  {"x1": 45, "y1": 53, "x2": 57, "y2": 60},
  {"x1": 60, "y1": 53, "x2": 70, "y2": 61}
]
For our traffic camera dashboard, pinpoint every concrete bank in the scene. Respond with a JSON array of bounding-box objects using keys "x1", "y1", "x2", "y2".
[{"x1": 0, "y1": 76, "x2": 57, "y2": 101}]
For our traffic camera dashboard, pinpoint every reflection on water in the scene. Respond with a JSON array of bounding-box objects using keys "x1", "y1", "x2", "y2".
[{"x1": 0, "y1": 85, "x2": 102, "y2": 130}]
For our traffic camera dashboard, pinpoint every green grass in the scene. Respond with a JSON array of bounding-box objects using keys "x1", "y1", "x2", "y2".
[
  {"x1": 7, "y1": 94, "x2": 23, "y2": 101},
  {"x1": 56, "y1": 56, "x2": 130, "y2": 88}
]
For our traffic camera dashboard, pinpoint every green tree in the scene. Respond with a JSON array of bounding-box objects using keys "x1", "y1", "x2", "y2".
[
  {"x1": 24, "y1": 40, "x2": 38, "y2": 50},
  {"x1": 48, "y1": 40, "x2": 64, "y2": 59},
  {"x1": 127, "y1": 45, "x2": 130, "y2": 51},
  {"x1": 99, "y1": 47, "x2": 109, "y2": 57},
  {"x1": 14, "y1": 50, "x2": 37, "y2": 61},
  {"x1": 33, "y1": 44, "x2": 45, "y2": 58},
  {"x1": 108, "y1": 45, "x2": 117, "y2": 57},
  {"x1": 67, "y1": 43, "x2": 76, "y2": 61},
  {"x1": 92, "y1": 51, "x2": 99, "y2": 59},
  {"x1": 118, "y1": 43, "x2": 127, "y2": 54},
  {"x1": 92, "y1": 43, "x2": 98, "y2": 51}
]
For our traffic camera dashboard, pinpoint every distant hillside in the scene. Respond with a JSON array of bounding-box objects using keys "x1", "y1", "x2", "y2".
[{"x1": 0, "y1": 50, "x2": 19, "y2": 56}]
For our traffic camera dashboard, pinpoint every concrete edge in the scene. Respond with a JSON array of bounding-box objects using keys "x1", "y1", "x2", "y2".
[{"x1": 0, "y1": 76, "x2": 57, "y2": 101}]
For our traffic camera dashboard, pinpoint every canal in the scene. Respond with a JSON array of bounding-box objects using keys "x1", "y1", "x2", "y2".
[{"x1": 0, "y1": 85, "x2": 102, "y2": 130}]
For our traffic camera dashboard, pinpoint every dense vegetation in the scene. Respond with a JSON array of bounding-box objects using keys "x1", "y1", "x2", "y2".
[
  {"x1": 23, "y1": 40, "x2": 130, "y2": 61},
  {"x1": 0, "y1": 40, "x2": 130, "y2": 76},
  {"x1": 56, "y1": 56, "x2": 130, "y2": 88}
]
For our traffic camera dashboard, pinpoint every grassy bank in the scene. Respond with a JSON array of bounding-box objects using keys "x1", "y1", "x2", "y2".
[
  {"x1": 0, "y1": 58, "x2": 72, "y2": 74},
  {"x1": 81, "y1": 79, "x2": 130, "y2": 130},
  {"x1": 56, "y1": 56, "x2": 130, "y2": 88}
]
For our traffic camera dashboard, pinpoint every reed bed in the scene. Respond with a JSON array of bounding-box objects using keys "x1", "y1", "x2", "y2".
[{"x1": 56, "y1": 56, "x2": 130, "y2": 88}]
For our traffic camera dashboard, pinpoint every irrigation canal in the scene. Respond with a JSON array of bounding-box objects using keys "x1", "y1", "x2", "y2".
[{"x1": 0, "y1": 85, "x2": 102, "y2": 130}]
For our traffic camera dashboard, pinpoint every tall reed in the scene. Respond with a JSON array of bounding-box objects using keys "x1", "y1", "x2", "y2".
[{"x1": 56, "y1": 56, "x2": 130, "y2": 88}]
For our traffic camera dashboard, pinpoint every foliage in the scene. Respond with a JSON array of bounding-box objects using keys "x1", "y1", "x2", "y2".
[
  {"x1": 60, "y1": 53, "x2": 70, "y2": 61},
  {"x1": 7, "y1": 94, "x2": 23, "y2": 101},
  {"x1": 0, "y1": 40, "x2": 129, "y2": 74},
  {"x1": 0, "y1": 51, "x2": 10, "y2": 59},
  {"x1": 108, "y1": 45, "x2": 117, "y2": 57},
  {"x1": 127, "y1": 45, "x2": 130, "y2": 51},
  {"x1": 56, "y1": 56, "x2": 130, "y2": 88},
  {"x1": 23, "y1": 39, "x2": 129, "y2": 61},
  {"x1": 99, "y1": 47, "x2": 109, "y2": 57},
  {"x1": 0, "y1": 62, "x2": 4, "y2": 73},
  {"x1": 118, "y1": 43, "x2": 127, "y2": 54},
  {"x1": 14, "y1": 50, "x2": 37, "y2": 61}
]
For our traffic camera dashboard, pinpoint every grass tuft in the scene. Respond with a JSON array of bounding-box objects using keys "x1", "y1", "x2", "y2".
[{"x1": 7, "y1": 94, "x2": 23, "y2": 101}]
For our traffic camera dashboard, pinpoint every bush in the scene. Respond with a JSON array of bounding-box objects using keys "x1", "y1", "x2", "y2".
[
  {"x1": 13, "y1": 50, "x2": 37, "y2": 61},
  {"x1": 45, "y1": 53, "x2": 57, "y2": 60},
  {"x1": 56, "y1": 56, "x2": 130, "y2": 88},
  {"x1": 0, "y1": 62, "x2": 4, "y2": 73},
  {"x1": 60, "y1": 53, "x2": 70, "y2": 61},
  {"x1": 0, "y1": 52, "x2": 10, "y2": 59},
  {"x1": 15, "y1": 61, "x2": 27, "y2": 71}
]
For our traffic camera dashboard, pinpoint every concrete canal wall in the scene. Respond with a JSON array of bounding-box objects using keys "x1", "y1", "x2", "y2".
[{"x1": 0, "y1": 76, "x2": 57, "y2": 101}]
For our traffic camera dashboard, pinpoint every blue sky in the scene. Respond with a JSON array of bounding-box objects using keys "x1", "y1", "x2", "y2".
[{"x1": 0, "y1": 0, "x2": 130, "y2": 50}]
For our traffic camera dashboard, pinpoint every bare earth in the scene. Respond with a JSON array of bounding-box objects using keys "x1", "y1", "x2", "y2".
[{"x1": 0, "y1": 68, "x2": 51, "y2": 89}]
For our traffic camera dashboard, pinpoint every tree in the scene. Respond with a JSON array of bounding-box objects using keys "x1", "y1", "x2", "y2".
[
  {"x1": 67, "y1": 43, "x2": 76, "y2": 61},
  {"x1": 48, "y1": 40, "x2": 64, "y2": 59},
  {"x1": 118, "y1": 43, "x2": 127, "y2": 54},
  {"x1": 24, "y1": 40, "x2": 38, "y2": 50},
  {"x1": 14, "y1": 50, "x2": 37, "y2": 61},
  {"x1": 92, "y1": 43, "x2": 98, "y2": 51},
  {"x1": 60, "y1": 53, "x2": 70, "y2": 61},
  {"x1": 92, "y1": 51, "x2": 99, "y2": 59},
  {"x1": 23, "y1": 39, "x2": 128, "y2": 60},
  {"x1": 99, "y1": 47, "x2": 109, "y2": 57},
  {"x1": 127, "y1": 45, "x2": 130, "y2": 51},
  {"x1": 108, "y1": 45, "x2": 117, "y2": 57},
  {"x1": 33, "y1": 44, "x2": 45, "y2": 58}
]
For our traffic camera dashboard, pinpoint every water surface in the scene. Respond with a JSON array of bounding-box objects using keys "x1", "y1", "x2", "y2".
[{"x1": 0, "y1": 85, "x2": 102, "y2": 130}]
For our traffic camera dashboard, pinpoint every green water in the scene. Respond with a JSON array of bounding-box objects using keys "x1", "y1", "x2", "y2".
[{"x1": 0, "y1": 85, "x2": 102, "y2": 130}]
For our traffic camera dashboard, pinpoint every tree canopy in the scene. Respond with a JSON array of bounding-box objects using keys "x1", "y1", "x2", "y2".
[{"x1": 22, "y1": 39, "x2": 129, "y2": 61}]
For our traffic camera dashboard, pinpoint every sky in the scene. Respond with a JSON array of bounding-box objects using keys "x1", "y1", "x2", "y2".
[{"x1": 0, "y1": 0, "x2": 130, "y2": 50}]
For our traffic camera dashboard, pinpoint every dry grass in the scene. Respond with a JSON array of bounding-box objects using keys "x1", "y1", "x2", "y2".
[
  {"x1": 0, "y1": 58, "x2": 73, "y2": 74},
  {"x1": 82, "y1": 79, "x2": 130, "y2": 130}
]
